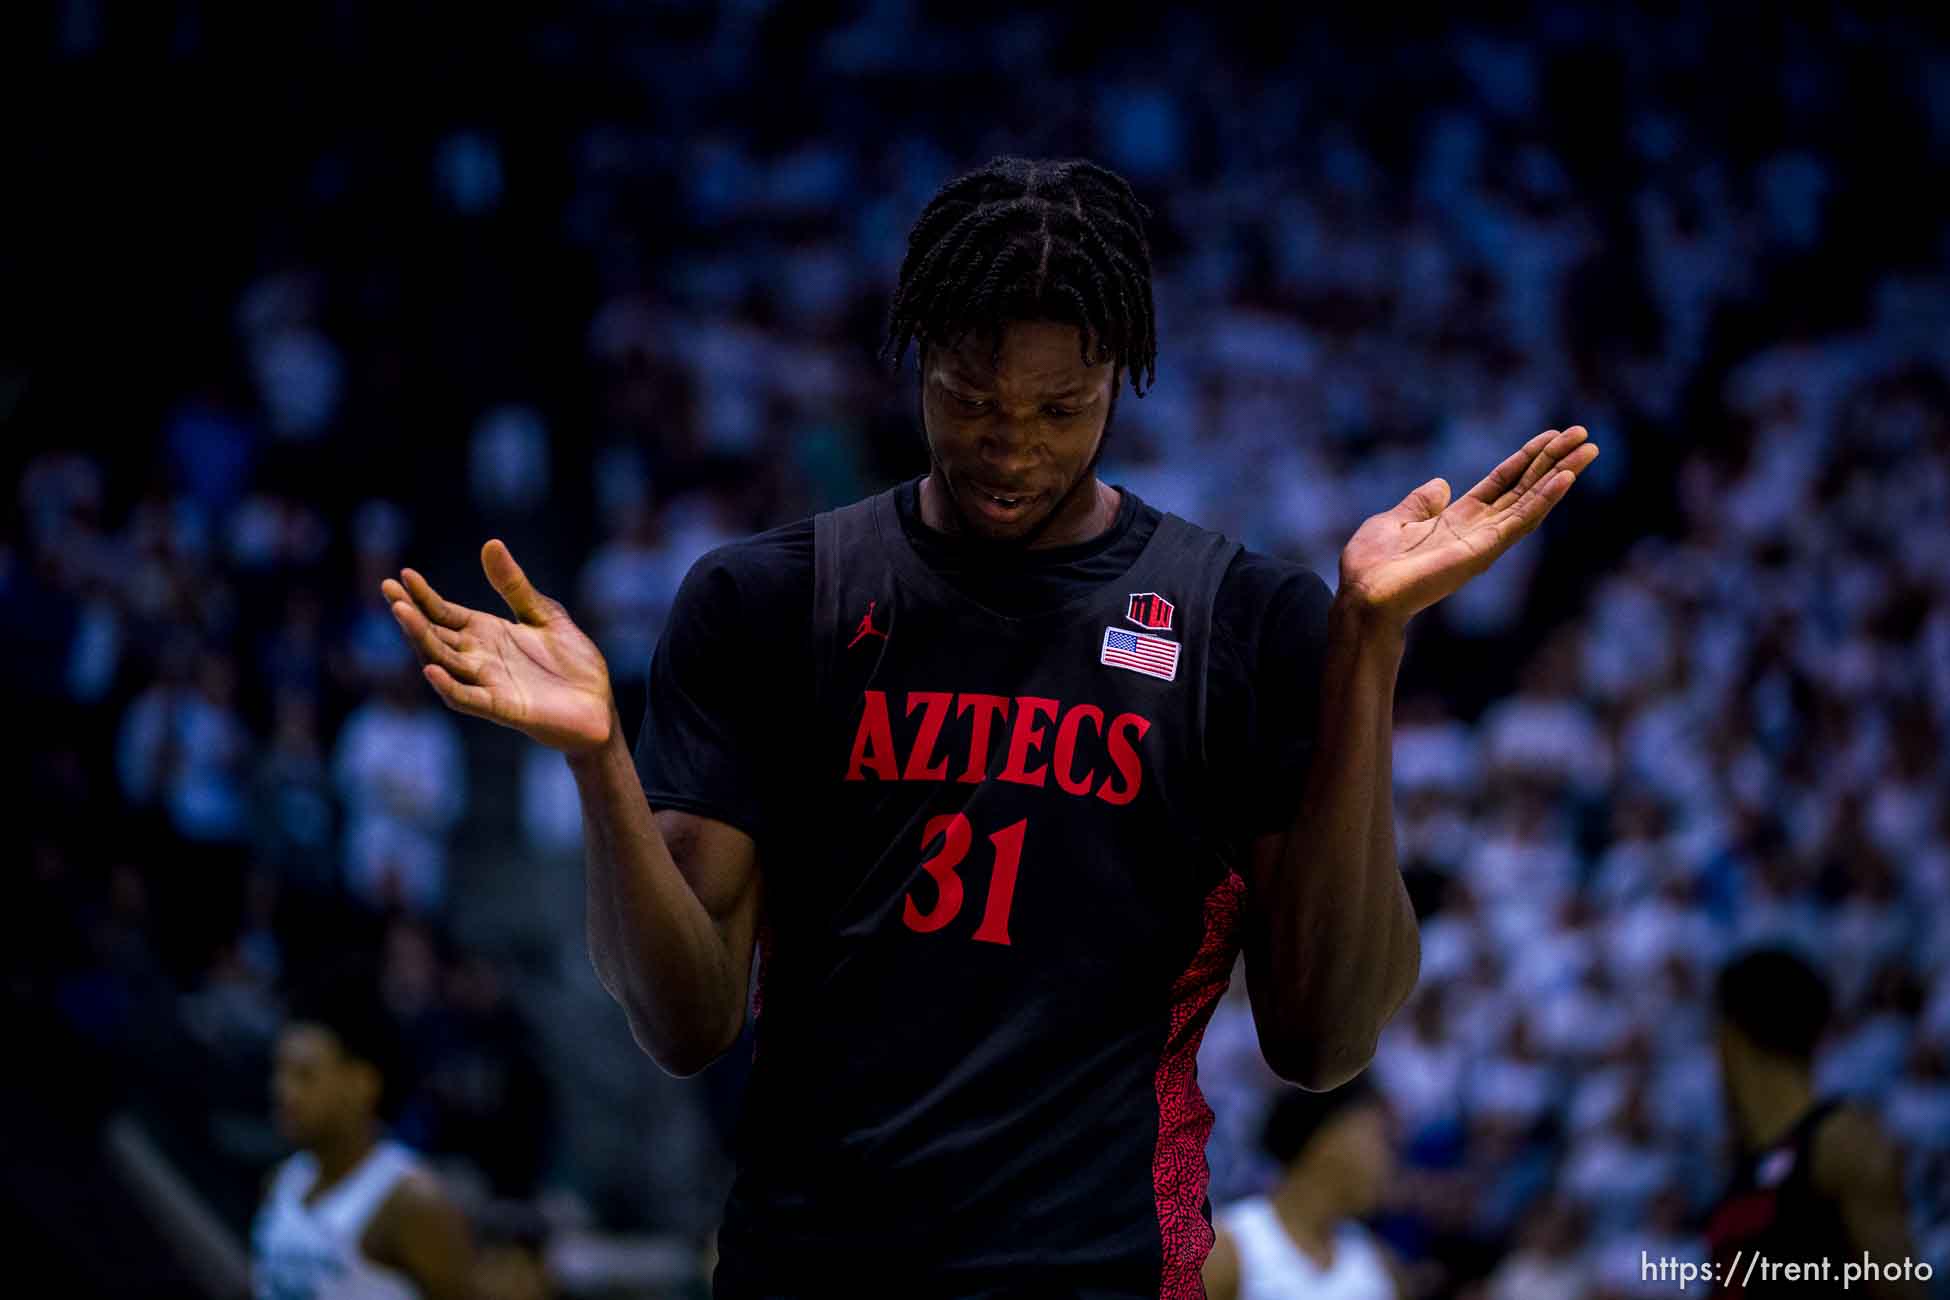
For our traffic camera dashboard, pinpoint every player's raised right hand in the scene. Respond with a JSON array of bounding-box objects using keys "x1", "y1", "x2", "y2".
[{"x1": 381, "y1": 538, "x2": 616, "y2": 756}]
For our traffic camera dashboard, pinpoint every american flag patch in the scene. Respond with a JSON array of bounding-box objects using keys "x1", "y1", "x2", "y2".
[{"x1": 1100, "y1": 626, "x2": 1180, "y2": 682}]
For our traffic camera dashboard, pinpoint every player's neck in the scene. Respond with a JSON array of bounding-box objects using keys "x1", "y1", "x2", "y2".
[
  {"x1": 1733, "y1": 1060, "x2": 1816, "y2": 1151},
  {"x1": 309, "y1": 1122, "x2": 381, "y2": 1193},
  {"x1": 1270, "y1": 1171, "x2": 1346, "y2": 1267}
]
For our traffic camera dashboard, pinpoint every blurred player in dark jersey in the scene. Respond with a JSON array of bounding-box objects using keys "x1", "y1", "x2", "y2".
[
  {"x1": 1705, "y1": 947, "x2": 1924, "y2": 1299},
  {"x1": 382, "y1": 155, "x2": 1598, "y2": 1296}
]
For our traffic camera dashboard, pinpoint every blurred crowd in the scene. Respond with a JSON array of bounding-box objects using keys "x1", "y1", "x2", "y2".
[{"x1": 6, "y1": 1, "x2": 1948, "y2": 1296}]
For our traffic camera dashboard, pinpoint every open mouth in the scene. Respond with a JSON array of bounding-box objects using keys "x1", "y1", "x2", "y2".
[{"x1": 971, "y1": 483, "x2": 1036, "y2": 515}]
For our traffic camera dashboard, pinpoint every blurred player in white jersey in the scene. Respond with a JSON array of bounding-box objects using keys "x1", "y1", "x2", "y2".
[
  {"x1": 1204, "y1": 1074, "x2": 1403, "y2": 1300},
  {"x1": 252, "y1": 966, "x2": 472, "y2": 1300}
]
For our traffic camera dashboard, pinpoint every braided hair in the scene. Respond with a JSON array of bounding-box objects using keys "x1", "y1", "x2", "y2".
[{"x1": 880, "y1": 156, "x2": 1159, "y2": 397}]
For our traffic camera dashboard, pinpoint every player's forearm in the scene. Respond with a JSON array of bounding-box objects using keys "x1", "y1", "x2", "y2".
[
  {"x1": 567, "y1": 709, "x2": 742, "y2": 1075},
  {"x1": 1255, "y1": 593, "x2": 1420, "y2": 1088}
]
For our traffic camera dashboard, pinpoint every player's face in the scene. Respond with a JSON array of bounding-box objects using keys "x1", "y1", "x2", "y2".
[
  {"x1": 1315, "y1": 1100, "x2": 1395, "y2": 1212},
  {"x1": 272, "y1": 1024, "x2": 373, "y2": 1148},
  {"x1": 920, "y1": 319, "x2": 1118, "y2": 546}
]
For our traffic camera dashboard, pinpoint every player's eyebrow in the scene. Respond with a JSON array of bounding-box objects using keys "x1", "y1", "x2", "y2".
[{"x1": 939, "y1": 368, "x2": 1091, "y2": 399}]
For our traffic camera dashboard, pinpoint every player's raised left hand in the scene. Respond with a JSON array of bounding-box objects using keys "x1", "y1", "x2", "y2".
[{"x1": 1337, "y1": 425, "x2": 1599, "y2": 631}]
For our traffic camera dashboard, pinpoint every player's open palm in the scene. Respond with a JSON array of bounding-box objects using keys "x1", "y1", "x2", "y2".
[
  {"x1": 1339, "y1": 425, "x2": 1599, "y2": 629},
  {"x1": 381, "y1": 539, "x2": 615, "y2": 756}
]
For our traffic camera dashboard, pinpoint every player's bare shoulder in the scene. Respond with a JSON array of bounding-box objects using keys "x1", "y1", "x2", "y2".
[
  {"x1": 1201, "y1": 1223, "x2": 1242, "y2": 1300},
  {"x1": 364, "y1": 1165, "x2": 474, "y2": 1300},
  {"x1": 1811, "y1": 1101, "x2": 1905, "y2": 1196}
]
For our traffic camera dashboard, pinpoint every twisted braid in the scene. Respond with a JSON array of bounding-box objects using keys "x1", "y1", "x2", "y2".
[{"x1": 880, "y1": 156, "x2": 1159, "y2": 396}]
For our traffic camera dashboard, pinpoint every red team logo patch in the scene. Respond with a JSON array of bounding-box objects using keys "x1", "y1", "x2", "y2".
[{"x1": 1125, "y1": 592, "x2": 1174, "y2": 631}]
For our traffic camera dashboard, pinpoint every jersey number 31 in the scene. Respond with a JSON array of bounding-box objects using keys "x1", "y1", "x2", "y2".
[{"x1": 903, "y1": 813, "x2": 1028, "y2": 946}]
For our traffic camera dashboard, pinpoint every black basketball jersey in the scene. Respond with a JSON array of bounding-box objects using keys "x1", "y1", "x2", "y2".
[
  {"x1": 1704, "y1": 1099, "x2": 1854, "y2": 1297},
  {"x1": 712, "y1": 483, "x2": 1249, "y2": 1299}
]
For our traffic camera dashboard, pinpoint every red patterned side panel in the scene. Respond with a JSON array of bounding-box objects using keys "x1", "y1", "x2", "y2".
[
  {"x1": 750, "y1": 915, "x2": 774, "y2": 1063},
  {"x1": 1153, "y1": 869, "x2": 1247, "y2": 1299}
]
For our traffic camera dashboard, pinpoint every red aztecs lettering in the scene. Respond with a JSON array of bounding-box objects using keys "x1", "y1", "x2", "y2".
[
  {"x1": 1096, "y1": 712, "x2": 1150, "y2": 806},
  {"x1": 1052, "y1": 704, "x2": 1104, "y2": 796},
  {"x1": 956, "y1": 694, "x2": 1010, "y2": 784},
  {"x1": 903, "y1": 692, "x2": 954, "y2": 780},
  {"x1": 997, "y1": 697, "x2": 1060, "y2": 787},
  {"x1": 846, "y1": 689, "x2": 898, "y2": 781},
  {"x1": 844, "y1": 691, "x2": 1152, "y2": 802}
]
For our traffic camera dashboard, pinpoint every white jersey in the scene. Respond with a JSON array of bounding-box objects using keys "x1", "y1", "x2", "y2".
[
  {"x1": 251, "y1": 1139, "x2": 424, "y2": 1300},
  {"x1": 1216, "y1": 1196, "x2": 1395, "y2": 1300}
]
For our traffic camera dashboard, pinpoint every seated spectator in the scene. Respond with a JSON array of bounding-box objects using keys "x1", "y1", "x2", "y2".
[{"x1": 332, "y1": 668, "x2": 467, "y2": 914}]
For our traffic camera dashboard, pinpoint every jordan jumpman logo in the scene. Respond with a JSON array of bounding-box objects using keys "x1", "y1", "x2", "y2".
[{"x1": 848, "y1": 599, "x2": 889, "y2": 648}]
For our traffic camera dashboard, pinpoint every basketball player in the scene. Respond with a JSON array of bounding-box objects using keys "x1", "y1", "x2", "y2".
[
  {"x1": 381, "y1": 156, "x2": 1598, "y2": 1295},
  {"x1": 1705, "y1": 947, "x2": 1924, "y2": 1298},
  {"x1": 252, "y1": 969, "x2": 472, "y2": 1300},
  {"x1": 1203, "y1": 1076, "x2": 1402, "y2": 1300}
]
